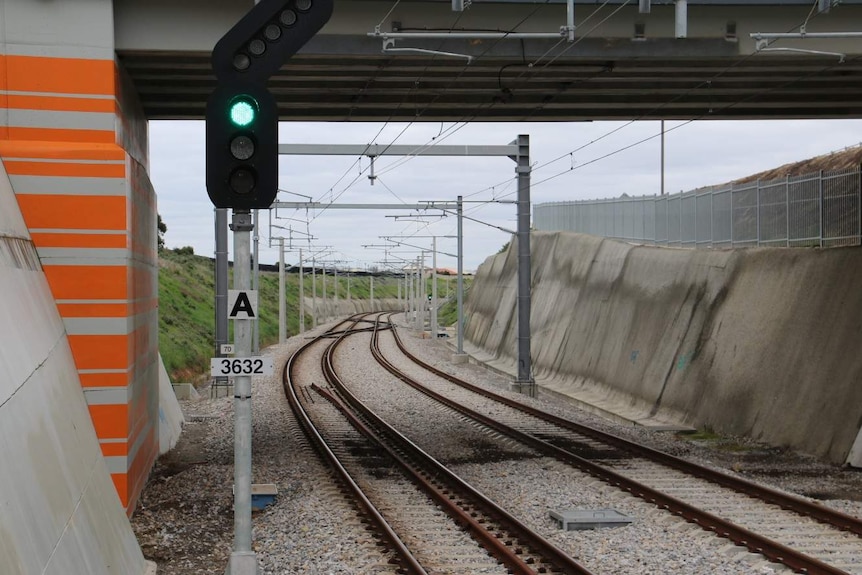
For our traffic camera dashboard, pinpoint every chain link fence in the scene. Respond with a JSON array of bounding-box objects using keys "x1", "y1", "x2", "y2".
[{"x1": 534, "y1": 168, "x2": 862, "y2": 248}]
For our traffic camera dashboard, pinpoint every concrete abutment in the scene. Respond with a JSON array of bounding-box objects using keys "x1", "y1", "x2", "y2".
[{"x1": 465, "y1": 232, "x2": 862, "y2": 465}]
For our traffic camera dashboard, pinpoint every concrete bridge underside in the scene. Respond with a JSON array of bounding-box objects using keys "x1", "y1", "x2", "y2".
[{"x1": 116, "y1": 0, "x2": 862, "y2": 121}]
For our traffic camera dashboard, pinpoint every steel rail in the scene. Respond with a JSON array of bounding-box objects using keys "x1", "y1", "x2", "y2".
[
  {"x1": 387, "y1": 316, "x2": 862, "y2": 537},
  {"x1": 319, "y1": 314, "x2": 594, "y2": 575},
  {"x1": 282, "y1": 314, "x2": 429, "y2": 575},
  {"x1": 375, "y1": 315, "x2": 852, "y2": 575}
]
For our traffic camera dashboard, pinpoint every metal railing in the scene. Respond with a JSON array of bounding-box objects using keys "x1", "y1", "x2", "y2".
[{"x1": 533, "y1": 168, "x2": 862, "y2": 248}]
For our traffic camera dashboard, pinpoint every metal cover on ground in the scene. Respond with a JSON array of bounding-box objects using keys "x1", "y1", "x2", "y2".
[{"x1": 549, "y1": 508, "x2": 633, "y2": 530}]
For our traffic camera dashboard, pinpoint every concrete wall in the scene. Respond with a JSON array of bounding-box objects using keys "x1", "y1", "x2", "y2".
[
  {"x1": 465, "y1": 231, "x2": 862, "y2": 464},
  {"x1": 0, "y1": 0, "x2": 160, "y2": 512},
  {"x1": 158, "y1": 353, "x2": 183, "y2": 455},
  {"x1": 0, "y1": 157, "x2": 148, "y2": 574}
]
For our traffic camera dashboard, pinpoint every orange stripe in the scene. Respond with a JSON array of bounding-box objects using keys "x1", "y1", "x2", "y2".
[
  {"x1": 5, "y1": 159, "x2": 124, "y2": 178},
  {"x1": 7, "y1": 126, "x2": 115, "y2": 144},
  {"x1": 68, "y1": 334, "x2": 129, "y2": 370},
  {"x1": 6, "y1": 94, "x2": 116, "y2": 113},
  {"x1": 111, "y1": 474, "x2": 129, "y2": 508},
  {"x1": 79, "y1": 372, "x2": 131, "y2": 388},
  {"x1": 88, "y1": 403, "x2": 128, "y2": 438},
  {"x1": 18, "y1": 196, "x2": 126, "y2": 231},
  {"x1": 31, "y1": 232, "x2": 127, "y2": 249},
  {"x1": 5, "y1": 55, "x2": 115, "y2": 95},
  {"x1": 57, "y1": 303, "x2": 129, "y2": 318},
  {"x1": 101, "y1": 442, "x2": 129, "y2": 457},
  {"x1": 0, "y1": 140, "x2": 125, "y2": 161},
  {"x1": 43, "y1": 265, "x2": 127, "y2": 299}
]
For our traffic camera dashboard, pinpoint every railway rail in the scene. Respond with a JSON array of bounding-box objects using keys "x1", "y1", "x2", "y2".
[
  {"x1": 370, "y1": 312, "x2": 862, "y2": 575},
  {"x1": 283, "y1": 314, "x2": 594, "y2": 575}
]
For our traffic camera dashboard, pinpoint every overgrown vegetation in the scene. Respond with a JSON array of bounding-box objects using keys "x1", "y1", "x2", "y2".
[{"x1": 158, "y1": 248, "x2": 451, "y2": 382}]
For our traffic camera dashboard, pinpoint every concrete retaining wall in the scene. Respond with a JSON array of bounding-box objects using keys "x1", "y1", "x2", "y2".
[
  {"x1": 0, "y1": 158, "x2": 148, "y2": 574},
  {"x1": 465, "y1": 231, "x2": 862, "y2": 464},
  {"x1": 158, "y1": 354, "x2": 184, "y2": 455}
]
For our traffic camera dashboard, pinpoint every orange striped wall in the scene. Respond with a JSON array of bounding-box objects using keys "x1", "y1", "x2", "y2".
[{"x1": 0, "y1": 53, "x2": 159, "y2": 514}]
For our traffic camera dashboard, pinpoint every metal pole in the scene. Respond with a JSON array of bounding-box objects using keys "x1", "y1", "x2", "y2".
[
  {"x1": 252, "y1": 210, "x2": 260, "y2": 354},
  {"x1": 334, "y1": 266, "x2": 339, "y2": 318},
  {"x1": 431, "y1": 237, "x2": 438, "y2": 337},
  {"x1": 408, "y1": 262, "x2": 413, "y2": 324},
  {"x1": 227, "y1": 210, "x2": 257, "y2": 575},
  {"x1": 347, "y1": 271, "x2": 351, "y2": 302},
  {"x1": 278, "y1": 237, "x2": 285, "y2": 344},
  {"x1": 457, "y1": 195, "x2": 465, "y2": 355},
  {"x1": 514, "y1": 135, "x2": 535, "y2": 396},
  {"x1": 786, "y1": 174, "x2": 791, "y2": 247},
  {"x1": 370, "y1": 275, "x2": 375, "y2": 311},
  {"x1": 299, "y1": 248, "x2": 305, "y2": 334},
  {"x1": 819, "y1": 170, "x2": 824, "y2": 247},
  {"x1": 757, "y1": 179, "x2": 761, "y2": 246},
  {"x1": 312, "y1": 259, "x2": 317, "y2": 329},
  {"x1": 675, "y1": 0, "x2": 688, "y2": 38},
  {"x1": 420, "y1": 253, "x2": 426, "y2": 329},
  {"x1": 661, "y1": 120, "x2": 664, "y2": 195},
  {"x1": 322, "y1": 264, "x2": 327, "y2": 323},
  {"x1": 415, "y1": 256, "x2": 422, "y2": 330},
  {"x1": 215, "y1": 208, "x2": 229, "y2": 376}
]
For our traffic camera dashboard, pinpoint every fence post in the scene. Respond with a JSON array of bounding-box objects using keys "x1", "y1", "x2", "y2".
[
  {"x1": 819, "y1": 170, "x2": 824, "y2": 248},
  {"x1": 756, "y1": 179, "x2": 761, "y2": 247},
  {"x1": 786, "y1": 174, "x2": 790, "y2": 247},
  {"x1": 730, "y1": 184, "x2": 734, "y2": 248},
  {"x1": 710, "y1": 190, "x2": 714, "y2": 249},
  {"x1": 694, "y1": 192, "x2": 697, "y2": 248}
]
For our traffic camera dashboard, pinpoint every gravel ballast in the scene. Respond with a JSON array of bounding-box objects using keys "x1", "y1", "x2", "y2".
[{"x1": 132, "y1": 316, "x2": 862, "y2": 574}]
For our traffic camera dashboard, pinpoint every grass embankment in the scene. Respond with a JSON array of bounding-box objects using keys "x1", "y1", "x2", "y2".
[{"x1": 158, "y1": 248, "x2": 463, "y2": 382}]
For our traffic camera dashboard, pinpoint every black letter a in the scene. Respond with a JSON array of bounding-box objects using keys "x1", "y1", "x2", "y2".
[{"x1": 230, "y1": 292, "x2": 256, "y2": 318}]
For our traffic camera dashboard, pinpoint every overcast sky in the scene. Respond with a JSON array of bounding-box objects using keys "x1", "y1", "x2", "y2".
[{"x1": 151, "y1": 119, "x2": 862, "y2": 272}]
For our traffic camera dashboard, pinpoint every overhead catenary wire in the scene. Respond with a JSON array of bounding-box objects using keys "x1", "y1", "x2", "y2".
[
  {"x1": 465, "y1": 3, "x2": 836, "y2": 199},
  {"x1": 288, "y1": 1, "x2": 838, "y2": 267},
  {"x1": 314, "y1": 0, "x2": 558, "y2": 205},
  {"x1": 312, "y1": 0, "x2": 625, "y2": 210}
]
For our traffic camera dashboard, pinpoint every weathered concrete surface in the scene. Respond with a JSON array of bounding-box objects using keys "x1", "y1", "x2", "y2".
[
  {"x1": 158, "y1": 354, "x2": 184, "y2": 455},
  {"x1": 464, "y1": 231, "x2": 862, "y2": 464},
  {"x1": 0, "y1": 158, "x2": 148, "y2": 574}
]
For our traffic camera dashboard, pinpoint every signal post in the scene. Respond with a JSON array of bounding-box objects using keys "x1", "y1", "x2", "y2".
[{"x1": 205, "y1": 1, "x2": 333, "y2": 573}]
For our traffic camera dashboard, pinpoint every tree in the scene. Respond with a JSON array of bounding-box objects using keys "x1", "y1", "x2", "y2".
[{"x1": 157, "y1": 214, "x2": 167, "y2": 251}]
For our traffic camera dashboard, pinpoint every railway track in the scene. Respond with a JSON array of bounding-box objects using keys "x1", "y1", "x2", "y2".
[
  {"x1": 369, "y1": 313, "x2": 862, "y2": 575},
  {"x1": 283, "y1": 314, "x2": 594, "y2": 575}
]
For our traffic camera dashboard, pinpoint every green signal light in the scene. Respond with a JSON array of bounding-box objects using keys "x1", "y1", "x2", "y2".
[{"x1": 229, "y1": 98, "x2": 257, "y2": 127}]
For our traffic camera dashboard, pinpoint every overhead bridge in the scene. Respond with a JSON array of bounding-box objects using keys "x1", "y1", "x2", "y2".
[{"x1": 116, "y1": 0, "x2": 862, "y2": 121}]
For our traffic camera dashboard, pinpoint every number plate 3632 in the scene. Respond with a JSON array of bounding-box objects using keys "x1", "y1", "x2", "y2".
[{"x1": 210, "y1": 357, "x2": 274, "y2": 377}]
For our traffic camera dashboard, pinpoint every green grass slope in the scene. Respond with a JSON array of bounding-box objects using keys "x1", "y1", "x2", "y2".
[{"x1": 158, "y1": 248, "x2": 453, "y2": 382}]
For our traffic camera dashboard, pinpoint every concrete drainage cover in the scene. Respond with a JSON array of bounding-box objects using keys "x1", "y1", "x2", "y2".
[{"x1": 549, "y1": 508, "x2": 633, "y2": 531}]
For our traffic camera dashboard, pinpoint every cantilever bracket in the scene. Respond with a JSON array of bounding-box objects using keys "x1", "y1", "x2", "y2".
[
  {"x1": 382, "y1": 38, "x2": 474, "y2": 63},
  {"x1": 754, "y1": 38, "x2": 845, "y2": 63}
]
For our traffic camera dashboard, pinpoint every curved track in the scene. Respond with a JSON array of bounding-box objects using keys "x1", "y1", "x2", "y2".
[
  {"x1": 283, "y1": 314, "x2": 594, "y2": 575},
  {"x1": 371, "y1": 313, "x2": 862, "y2": 575}
]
